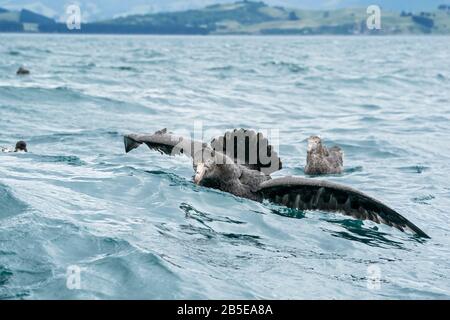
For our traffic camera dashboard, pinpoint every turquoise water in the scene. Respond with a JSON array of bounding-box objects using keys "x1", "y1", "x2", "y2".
[{"x1": 0, "y1": 35, "x2": 450, "y2": 299}]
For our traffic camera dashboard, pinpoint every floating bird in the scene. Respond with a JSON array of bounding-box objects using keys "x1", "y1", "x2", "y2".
[
  {"x1": 16, "y1": 67, "x2": 30, "y2": 75},
  {"x1": 15, "y1": 141, "x2": 27, "y2": 152},
  {"x1": 124, "y1": 128, "x2": 429, "y2": 238},
  {"x1": 305, "y1": 136, "x2": 343, "y2": 175},
  {"x1": 1, "y1": 141, "x2": 28, "y2": 153}
]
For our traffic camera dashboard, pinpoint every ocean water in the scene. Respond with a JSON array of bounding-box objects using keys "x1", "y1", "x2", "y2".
[{"x1": 0, "y1": 34, "x2": 449, "y2": 300}]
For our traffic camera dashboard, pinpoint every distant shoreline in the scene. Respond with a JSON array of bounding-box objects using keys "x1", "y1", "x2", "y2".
[
  {"x1": 2, "y1": 1, "x2": 450, "y2": 36},
  {"x1": 1, "y1": 32, "x2": 450, "y2": 37}
]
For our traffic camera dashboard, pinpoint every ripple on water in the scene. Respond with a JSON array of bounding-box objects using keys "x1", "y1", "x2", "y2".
[
  {"x1": 358, "y1": 104, "x2": 382, "y2": 111},
  {"x1": 324, "y1": 218, "x2": 407, "y2": 249},
  {"x1": 262, "y1": 60, "x2": 309, "y2": 73},
  {"x1": 180, "y1": 202, "x2": 245, "y2": 225},
  {"x1": 0, "y1": 265, "x2": 13, "y2": 286},
  {"x1": 0, "y1": 184, "x2": 28, "y2": 220},
  {"x1": 7, "y1": 50, "x2": 20, "y2": 56},
  {"x1": 33, "y1": 155, "x2": 87, "y2": 166},
  {"x1": 398, "y1": 165, "x2": 430, "y2": 174},
  {"x1": 112, "y1": 66, "x2": 138, "y2": 72},
  {"x1": 412, "y1": 194, "x2": 435, "y2": 205},
  {"x1": 179, "y1": 203, "x2": 265, "y2": 248},
  {"x1": 337, "y1": 139, "x2": 410, "y2": 158},
  {"x1": 0, "y1": 85, "x2": 158, "y2": 116}
]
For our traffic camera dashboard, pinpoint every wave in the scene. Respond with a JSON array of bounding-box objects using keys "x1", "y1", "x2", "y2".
[
  {"x1": 358, "y1": 104, "x2": 382, "y2": 111},
  {"x1": 334, "y1": 139, "x2": 411, "y2": 158},
  {"x1": 323, "y1": 218, "x2": 407, "y2": 249},
  {"x1": 397, "y1": 165, "x2": 430, "y2": 174},
  {"x1": 15, "y1": 46, "x2": 52, "y2": 54},
  {"x1": 0, "y1": 184, "x2": 29, "y2": 220},
  {"x1": 360, "y1": 116, "x2": 384, "y2": 123},
  {"x1": 34, "y1": 155, "x2": 87, "y2": 166},
  {"x1": 6, "y1": 50, "x2": 20, "y2": 56},
  {"x1": 130, "y1": 49, "x2": 165, "y2": 58},
  {"x1": 412, "y1": 194, "x2": 435, "y2": 205},
  {"x1": 263, "y1": 61, "x2": 309, "y2": 73},
  {"x1": 267, "y1": 205, "x2": 306, "y2": 219},
  {"x1": 0, "y1": 85, "x2": 158, "y2": 115},
  {"x1": 180, "y1": 202, "x2": 245, "y2": 225},
  {"x1": 206, "y1": 65, "x2": 258, "y2": 76},
  {"x1": 144, "y1": 170, "x2": 194, "y2": 188},
  {"x1": 112, "y1": 66, "x2": 138, "y2": 72},
  {"x1": 28, "y1": 130, "x2": 120, "y2": 145},
  {"x1": 343, "y1": 166, "x2": 364, "y2": 174},
  {"x1": 207, "y1": 65, "x2": 234, "y2": 72},
  {"x1": 180, "y1": 217, "x2": 265, "y2": 249},
  {"x1": 0, "y1": 85, "x2": 89, "y2": 105},
  {"x1": 0, "y1": 265, "x2": 14, "y2": 299}
]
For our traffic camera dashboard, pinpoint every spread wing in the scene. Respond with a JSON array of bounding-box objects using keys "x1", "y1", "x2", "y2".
[
  {"x1": 257, "y1": 176, "x2": 429, "y2": 238},
  {"x1": 210, "y1": 128, "x2": 282, "y2": 175},
  {"x1": 124, "y1": 128, "x2": 213, "y2": 165}
]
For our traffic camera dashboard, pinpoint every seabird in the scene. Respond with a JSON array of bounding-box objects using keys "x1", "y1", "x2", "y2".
[
  {"x1": 124, "y1": 128, "x2": 429, "y2": 238},
  {"x1": 1, "y1": 141, "x2": 28, "y2": 153},
  {"x1": 16, "y1": 67, "x2": 30, "y2": 75},
  {"x1": 305, "y1": 136, "x2": 343, "y2": 175},
  {"x1": 15, "y1": 141, "x2": 27, "y2": 152}
]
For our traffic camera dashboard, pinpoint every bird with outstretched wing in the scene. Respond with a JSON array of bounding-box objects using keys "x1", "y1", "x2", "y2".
[{"x1": 124, "y1": 128, "x2": 429, "y2": 238}]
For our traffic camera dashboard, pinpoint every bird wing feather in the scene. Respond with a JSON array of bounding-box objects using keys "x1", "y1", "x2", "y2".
[
  {"x1": 257, "y1": 176, "x2": 429, "y2": 238},
  {"x1": 210, "y1": 128, "x2": 282, "y2": 175},
  {"x1": 124, "y1": 129, "x2": 213, "y2": 165}
]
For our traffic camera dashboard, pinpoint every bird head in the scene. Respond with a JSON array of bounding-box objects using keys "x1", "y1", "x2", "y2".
[
  {"x1": 307, "y1": 136, "x2": 323, "y2": 153},
  {"x1": 193, "y1": 151, "x2": 239, "y2": 186},
  {"x1": 15, "y1": 141, "x2": 27, "y2": 152},
  {"x1": 194, "y1": 160, "x2": 215, "y2": 185}
]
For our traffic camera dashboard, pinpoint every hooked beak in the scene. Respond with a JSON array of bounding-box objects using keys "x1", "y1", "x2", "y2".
[{"x1": 194, "y1": 163, "x2": 206, "y2": 185}]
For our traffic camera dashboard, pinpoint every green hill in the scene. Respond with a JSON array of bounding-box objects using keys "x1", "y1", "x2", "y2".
[
  {"x1": 1, "y1": 1, "x2": 450, "y2": 34},
  {"x1": 0, "y1": 7, "x2": 55, "y2": 32},
  {"x1": 98, "y1": 1, "x2": 450, "y2": 35}
]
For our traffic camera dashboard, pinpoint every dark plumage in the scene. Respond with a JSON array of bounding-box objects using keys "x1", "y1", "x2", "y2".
[
  {"x1": 305, "y1": 136, "x2": 343, "y2": 175},
  {"x1": 1, "y1": 141, "x2": 28, "y2": 153},
  {"x1": 124, "y1": 128, "x2": 429, "y2": 238},
  {"x1": 16, "y1": 67, "x2": 30, "y2": 75},
  {"x1": 15, "y1": 141, "x2": 27, "y2": 152}
]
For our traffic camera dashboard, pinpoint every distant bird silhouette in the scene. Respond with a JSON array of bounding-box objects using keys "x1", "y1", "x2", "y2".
[
  {"x1": 124, "y1": 128, "x2": 429, "y2": 238},
  {"x1": 1, "y1": 141, "x2": 28, "y2": 153},
  {"x1": 15, "y1": 141, "x2": 27, "y2": 152},
  {"x1": 305, "y1": 136, "x2": 343, "y2": 175},
  {"x1": 16, "y1": 67, "x2": 30, "y2": 75}
]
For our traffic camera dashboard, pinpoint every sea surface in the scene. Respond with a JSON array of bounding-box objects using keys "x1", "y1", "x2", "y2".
[{"x1": 0, "y1": 34, "x2": 449, "y2": 299}]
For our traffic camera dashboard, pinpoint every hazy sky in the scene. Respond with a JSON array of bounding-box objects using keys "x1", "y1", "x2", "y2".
[{"x1": 0, "y1": 0, "x2": 445, "y2": 21}]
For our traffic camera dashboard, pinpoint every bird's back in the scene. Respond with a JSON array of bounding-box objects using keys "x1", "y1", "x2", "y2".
[{"x1": 327, "y1": 146, "x2": 344, "y2": 172}]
